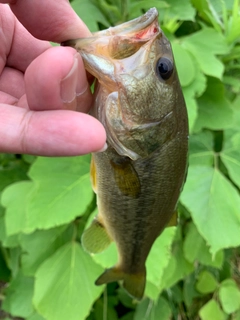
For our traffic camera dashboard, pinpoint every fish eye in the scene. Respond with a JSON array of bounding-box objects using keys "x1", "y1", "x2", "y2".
[{"x1": 156, "y1": 57, "x2": 174, "y2": 80}]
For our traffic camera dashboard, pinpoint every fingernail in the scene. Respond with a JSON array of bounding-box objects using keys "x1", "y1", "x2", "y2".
[
  {"x1": 95, "y1": 142, "x2": 108, "y2": 153},
  {"x1": 60, "y1": 54, "x2": 88, "y2": 103}
]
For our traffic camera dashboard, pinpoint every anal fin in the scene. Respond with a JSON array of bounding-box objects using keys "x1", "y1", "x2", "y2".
[{"x1": 95, "y1": 266, "x2": 146, "y2": 300}]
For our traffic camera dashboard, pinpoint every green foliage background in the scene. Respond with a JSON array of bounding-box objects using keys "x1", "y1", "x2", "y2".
[{"x1": 1, "y1": 0, "x2": 240, "y2": 319}]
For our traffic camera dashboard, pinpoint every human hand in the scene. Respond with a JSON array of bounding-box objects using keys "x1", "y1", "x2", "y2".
[{"x1": 0, "y1": 0, "x2": 106, "y2": 156}]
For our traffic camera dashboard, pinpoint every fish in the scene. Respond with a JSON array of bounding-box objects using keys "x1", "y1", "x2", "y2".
[{"x1": 62, "y1": 7, "x2": 188, "y2": 300}]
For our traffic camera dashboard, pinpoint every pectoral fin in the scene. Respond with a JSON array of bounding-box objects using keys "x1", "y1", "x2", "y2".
[
  {"x1": 111, "y1": 157, "x2": 141, "y2": 198},
  {"x1": 95, "y1": 266, "x2": 146, "y2": 300},
  {"x1": 81, "y1": 217, "x2": 112, "y2": 254}
]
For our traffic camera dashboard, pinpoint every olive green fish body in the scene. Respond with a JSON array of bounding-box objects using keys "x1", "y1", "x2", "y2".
[{"x1": 63, "y1": 7, "x2": 188, "y2": 300}]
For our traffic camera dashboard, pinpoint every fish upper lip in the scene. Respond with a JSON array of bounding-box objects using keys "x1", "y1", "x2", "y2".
[{"x1": 92, "y1": 7, "x2": 159, "y2": 37}]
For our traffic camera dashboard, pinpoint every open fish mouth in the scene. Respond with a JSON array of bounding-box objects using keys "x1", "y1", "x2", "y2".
[{"x1": 62, "y1": 8, "x2": 161, "y2": 59}]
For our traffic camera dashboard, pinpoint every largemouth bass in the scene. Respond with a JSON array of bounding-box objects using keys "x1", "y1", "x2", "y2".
[{"x1": 63, "y1": 7, "x2": 188, "y2": 300}]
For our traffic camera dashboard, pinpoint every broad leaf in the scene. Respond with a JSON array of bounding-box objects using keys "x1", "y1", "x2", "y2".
[
  {"x1": 182, "y1": 28, "x2": 229, "y2": 78},
  {"x1": 196, "y1": 270, "x2": 218, "y2": 294},
  {"x1": 162, "y1": 0, "x2": 195, "y2": 21},
  {"x1": 181, "y1": 166, "x2": 240, "y2": 254},
  {"x1": 159, "y1": 237, "x2": 194, "y2": 291},
  {"x1": 188, "y1": 130, "x2": 215, "y2": 166},
  {"x1": 33, "y1": 242, "x2": 104, "y2": 320},
  {"x1": 172, "y1": 42, "x2": 196, "y2": 87},
  {"x1": 194, "y1": 77, "x2": 233, "y2": 131},
  {"x1": 71, "y1": 0, "x2": 110, "y2": 31},
  {"x1": 134, "y1": 296, "x2": 172, "y2": 320},
  {"x1": 20, "y1": 225, "x2": 71, "y2": 276},
  {"x1": 183, "y1": 222, "x2": 223, "y2": 268},
  {"x1": 1, "y1": 181, "x2": 33, "y2": 235},
  {"x1": 2, "y1": 272, "x2": 34, "y2": 318},
  {"x1": 199, "y1": 299, "x2": 226, "y2": 320},
  {"x1": 26, "y1": 156, "x2": 93, "y2": 233},
  {"x1": 219, "y1": 279, "x2": 240, "y2": 314}
]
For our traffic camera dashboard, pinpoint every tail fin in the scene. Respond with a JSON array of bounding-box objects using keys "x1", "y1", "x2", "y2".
[{"x1": 95, "y1": 266, "x2": 146, "y2": 300}]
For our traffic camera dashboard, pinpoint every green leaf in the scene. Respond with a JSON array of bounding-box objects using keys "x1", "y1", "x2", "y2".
[
  {"x1": 19, "y1": 225, "x2": 71, "y2": 276},
  {"x1": 159, "y1": 237, "x2": 194, "y2": 291},
  {"x1": 26, "y1": 156, "x2": 93, "y2": 233},
  {"x1": 92, "y1": 242, "x2": 118, "y2": 268},
  {"x1": 196, "y1": 270, "x2": 218, "y2": 294},
  {"x1": 162, "y1": 0, "x2": 196, "y2": 21},
  {"x1": 0, "y1": 155, "x2": 29, "y2": 192},
  {"x1": 33, "y1": 242, "x2": 104, "y2": 320},
  {"x1": 1, "y1": 181, "x2": 33, "y2": 235},
  {"x1": 182, "y1": 28, "x2": 229, "y2": 78},
  {"x1": 180, "y1": 58, "x2": 206, "y2": 132},
  {"x1": 146, "y1": 227, "x2": 176, "y2": 288},
  {"x1": 129, "y1": 1, "x2": 169, "y2": 20},
  {"x1": 233, "y1": 309, "x2": 240, "y2": 320},
  {"x1": 27, "y1": 313, "x2": 45, "y2": 320},
  {"x1": 221, "y1": 130, "x2": 240, "y2": 188},
  {"x1": 183, "y1": 273, "x2": 202, "y2": 307},
  {"x1": 0, "y1": 212, "x2": 20, "y2": 248},
  {"x1": 194, "y1": 77, "x2": 233, "y2": 131},
  {"x1": 2, "y1": 272, "x2": 34, "y2": 318},
  {"x1": 134, "y1": 296, "x2": 172, "y2": 320},
  {"x1": 188, "y1": 131, "x2": 215, "y2": 166},
  {"x1": 172, "y1": 42, "x2": 196, "y2": 87},
  {"x1": 199, "y1": 299, "x2": 226, "y2": 320},
  {"x1": 181, "y1": 166, "x2": 240, "y2": 254},
  {"x1": 71, "y1": 0, "x2": 110, "y2": 31},
  {"x1": 219, "y1": 279, "x2": 240, "y2": 314},
  {"x1": 182, "y1": 90, "x2": 198, "y2": 132},
  {"x1": 183, "y1": 222, "x2": 223, "y2": 268}
]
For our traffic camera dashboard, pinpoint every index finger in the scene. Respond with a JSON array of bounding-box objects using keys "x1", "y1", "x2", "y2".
[{"x1": 7, "y1": 0, "x2": 91, "y2": 42}]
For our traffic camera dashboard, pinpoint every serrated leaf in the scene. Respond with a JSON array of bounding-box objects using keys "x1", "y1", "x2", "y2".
[
  {"x1": 159, "y1": 239, "x2": 194, "y2": 291},
  {"x1": 183, "y1": 273, "x2": 202, "y2": 307},
  {"x1": 172, "y1": 42, "x2": 196, "y2": 87},
  {"x1": 182, "y1": 28, "x2": 229, "y2": 78},
  {"x1": 221, "y1": 129, "x2": 240, "y2": 188},
  {"x1": 71, "y1": 0, "x2": 110, "y2": 32},
  {"x1": 199, "y1": 299, "x2": 226, "y2": 320},
  {"x1": 1, "y1": 181, "x2": 33, "y2": 235},
  {"x1": 196, "y1": 270, "x2": 218, "y2": 294},
  {"x1": 194, "y1": 77, "x2": 233, "y2": 131},
  {"x1": 162, "y1": 0, "x2": 196, "y2": 21},
  {"x1": 129, "y1": 1, "x2": 169, "y2": 19},
  {"x1": 19, "y1": 226, "x2": 71, "y2": 276},
  {"x1": 27, "y1": 313, "x2": 45, "y2": 320},
  {"x1": 146, "y1": 227, "x2": 176, "y2": 288},
  {"x1": 219, "y1": 279, "x2": 240, "y2": 314},
  {"x1": 183, "y1": 222, "x2": 223, "y2": 268},
  {"x1": 188, "y1": 131, "x2": 215, "y2": 166},
  {"x1": 33, "y1": 242, "x2": 104, "y2": 320},
  {"x1": 0, "y1": 156, "x2": 29, "y2": 192},
  {"x1": 26, "y1": 156, "x2": 93, "y2": 233},
  {"x1": 0, "y1": 212, "x2": 19, "y2": 248},
  {"x1": 134, "y1": 296, "x2": 172, "y2": 320},
  {"x1": 181, "y1": 166, "x2": 240, "y2": 254},
  {"x1": 181, "y1": 60, "x2": 206, "y2": 132},
  {"x1": 182, "y1": 90, "x2": 198, "y2": 132},
  {"x1": 2, "y1": 272, "x2": 34, "y2": 318}
]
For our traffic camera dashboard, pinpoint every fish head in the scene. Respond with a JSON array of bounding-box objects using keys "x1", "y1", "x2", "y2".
[
  {"x1": 63, "y1": 8, "x2": 186, "y2": 159},
  {"x1": 63, "y1": 7, "x2": 180, "y2": 108}
]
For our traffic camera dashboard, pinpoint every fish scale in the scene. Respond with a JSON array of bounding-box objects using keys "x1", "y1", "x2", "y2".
[{"x1": 62, "y1": 7, "x2": 188, "y2": 300}]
